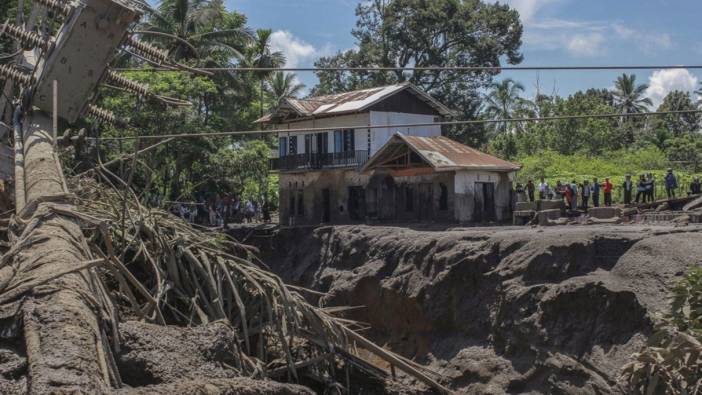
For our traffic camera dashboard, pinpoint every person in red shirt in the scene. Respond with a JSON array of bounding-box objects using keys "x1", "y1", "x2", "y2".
[{"x1": 603, "y1": 177, "x2": 613, "y2": 206}]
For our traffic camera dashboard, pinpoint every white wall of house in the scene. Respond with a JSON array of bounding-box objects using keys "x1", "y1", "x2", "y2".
[
  {"x1": 369, "y1": 111, "x2": 441, "y2": 153},
  {"x1": 273, "y1": 113, "x2": 370, "y2": 154},
  {"x1": 272, "y1": 111, "x2": 440, "y2": 156}
]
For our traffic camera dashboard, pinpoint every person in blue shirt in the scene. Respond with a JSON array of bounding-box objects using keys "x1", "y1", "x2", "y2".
[
  {"x1": 664, "y1": 169, "x2": 678, "y2": 199},
  {"x1": 591, "y1": 178, "x2": 600, "y2": 207}
]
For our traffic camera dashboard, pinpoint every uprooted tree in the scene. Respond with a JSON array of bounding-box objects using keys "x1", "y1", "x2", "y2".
[{"x1": 0, "y1": 0, "x2": 452, "y2": 394}]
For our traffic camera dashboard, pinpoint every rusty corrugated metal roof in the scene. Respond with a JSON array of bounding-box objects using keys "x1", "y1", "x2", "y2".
[
  {"x1": 363, "y1": 133, "x2": 521, "y2": 172},
  {"x1": 255, "y1": 83, "x2": 453, "y2": 123}
]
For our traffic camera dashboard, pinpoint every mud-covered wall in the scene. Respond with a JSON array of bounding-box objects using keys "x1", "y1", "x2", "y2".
[
  {"x1": 279, "y1": 169, "x2": 369, "y2": 225},
  {"x1": 454, "y1": 170, "x2": 515, "y2": 223}
]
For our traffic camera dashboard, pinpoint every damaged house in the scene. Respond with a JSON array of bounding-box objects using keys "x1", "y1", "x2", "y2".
[{"x1": 259, "y1": 83, "x2": 520, "y2": 225}]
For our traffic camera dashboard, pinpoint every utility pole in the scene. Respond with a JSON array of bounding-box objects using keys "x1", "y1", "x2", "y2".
[{"x1": 0, "y1": 0, "x2": 182, "y2": 392}]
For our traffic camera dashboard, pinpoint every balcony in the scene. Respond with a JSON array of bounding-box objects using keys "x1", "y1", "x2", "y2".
[{"x1": 270, "y1": 150, "x2": 370, "y2": 172}]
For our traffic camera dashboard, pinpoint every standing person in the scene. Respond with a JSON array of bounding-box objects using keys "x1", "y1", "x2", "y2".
[
  {"x1": 538, "y1": 177, "x2": 549, "y2": 200},
  {"x1": 622, "y1": 174, "x2": 634, "y2": 205},
  {"x1": 515, "y1": 183, "x2": 526, "y2": 202},
  {"x1": 581, "y1": 180, "x2": 591, "y2": 210},
  {"x1": 244, "y1": 199, "x2": 255, "y2": 223},
  {"x1": 570, "y1": 180, "x2": 578, "y2": 210},
  {"x1": 208, "y1": 202, "x2": 217, "y2": 226},
  {"x1": 603, "y1": 177, "x2": 613, "y2": 207},
  {"x1": 554, "y1": 181, "x2": 564, "y2": 201},
  {"x1": 664, "y1": 169, "x2": 678, "y2": 199},
  {"x1": 635, "y1": 175, "x2": 647, "y2": 204},
  {"x1": 690, "y1": 177, "x2": 702, "y2": 195},
  {"x1": 564, "y1": 183, "x2": 573, "y2": 210},
  {"x1": 526, "y1": 179, "x2": 536, "y2": 202},
  {"x1": 591, "y1": 178, "x2": 601, "y2": 207},
  {"x1": 645, "y1": 173, "x2": 655, "y2": 202}
]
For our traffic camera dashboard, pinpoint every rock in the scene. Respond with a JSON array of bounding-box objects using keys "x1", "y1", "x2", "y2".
[
  {"x1": 683, "y1": 195, "x2": 702, "y2": 211},
  {"x1": 656, "y1": 202, "x2": 670, "y2": 212}
]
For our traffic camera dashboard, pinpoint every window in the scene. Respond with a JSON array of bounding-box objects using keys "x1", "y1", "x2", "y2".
[
  {"x1": 289, "y1": 136, "x2": 298, "y2": 155},
  {"x1": 405, "y1": 186, "x2": 414, "y2": 212},
  {"x1": 439, "y1": 183, "x2": 448, "y2": 211},
  {"x1": 333, "y1": 130, "x2": 343, "y2": 153},
  {"x1": 316, "y1": 132, "x2": 329, "y2": 154},
  {"x1": 343, "y1": 129, "x2": 355, "y2": 152},
  {"x1": 278, "y1": 137, "x2": 288, "y2": 157},
  {"x1": 304, "y1": 134, "x2": 312, "y2": 154}
]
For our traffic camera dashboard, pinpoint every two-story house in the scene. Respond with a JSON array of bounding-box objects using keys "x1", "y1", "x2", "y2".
[{"x1": 258, "y1": 83, "x2": 519, "y2": 225}]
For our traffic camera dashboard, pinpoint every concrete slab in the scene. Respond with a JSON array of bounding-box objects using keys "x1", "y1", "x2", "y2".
[
  {"x1": 515, "y1": 202, "x2": 536, "y2": 211},
  {"x1": 538, "y1": 209, "x2": 562, "y2": 226},
  {"x1": 538, "y1": 200, "x2": 565, "y2": 211},
  {"x1": 588, "y1": 207, "x2": 621, "y2": 219}
]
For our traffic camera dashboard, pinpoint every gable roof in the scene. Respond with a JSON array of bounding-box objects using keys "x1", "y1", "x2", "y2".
[
  {"x1": 362, "y1": 133, "x2": 522, "y2": 173},
  {"x1": 256, "y1": 83, "x2": 453, "y2": 124}
]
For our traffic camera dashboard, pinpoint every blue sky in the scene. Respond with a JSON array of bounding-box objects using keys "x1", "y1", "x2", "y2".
[{"x1": 231, "y1": 0, "x2": 702, "y2": 106}]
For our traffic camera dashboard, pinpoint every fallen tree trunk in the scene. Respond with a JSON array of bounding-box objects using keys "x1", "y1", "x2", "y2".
[{"x1": 2, "y1": 111, "x2": 115, "y2": 394}]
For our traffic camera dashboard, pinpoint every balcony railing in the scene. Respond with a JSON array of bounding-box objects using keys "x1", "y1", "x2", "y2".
[{"x1": 270, "y1": 150, "x2": 370, "y2": 172}]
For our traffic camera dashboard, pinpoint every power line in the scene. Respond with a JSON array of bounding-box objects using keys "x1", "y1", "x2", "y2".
[
  {"x1": 111, "y1": 65, "x2": 702, "y2": 73},
  {"x1": 91, "y1": 109, "x2": 702, "y2": 141}
]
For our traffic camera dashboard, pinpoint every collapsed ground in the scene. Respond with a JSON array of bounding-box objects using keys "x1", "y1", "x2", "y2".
[{"x1": 247, "y1": 223, "x2": 702, "y2": 394}]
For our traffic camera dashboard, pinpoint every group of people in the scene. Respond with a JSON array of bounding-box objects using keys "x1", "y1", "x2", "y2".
[
  {"x1": 171, "y1": 195, "x2": 259, "y2": 227},
  {"x1": 516, "y1": 169, "x2": 702, "y2": 211}
]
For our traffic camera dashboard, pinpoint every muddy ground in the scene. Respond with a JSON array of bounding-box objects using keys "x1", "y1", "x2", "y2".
[{"x1": 247, "y1": 223, "x2": 702, "y2": 394}]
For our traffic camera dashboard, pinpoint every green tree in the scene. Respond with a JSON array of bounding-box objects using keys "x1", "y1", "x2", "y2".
[
  {"x1": 665, "y1": 134, "x2": 702, "y2": 172},
  {"x1": 612, "y1": 74, "x2": 652, "y2": 114},
  {"x1": 141, "y1": 0, "x2": 251, "y2": 62},
  {"x1": 312, "y1": 0, "x2": 523, "y2": 129},
  {"x1": 242, "y1": 29, "x2": 286, "y2": 118},
  {"x1": 655, "y1": 90, "x2": 700, "y2": 137},
  {"x1": 265, "y1": 72, "x2": 305, "y2": 110},
  {"x1": 483, "y1": 78, "x2": 526, "y2": 135},
  {"x1": 612, "y1": 74, "x2": 652, "y2": 144}
]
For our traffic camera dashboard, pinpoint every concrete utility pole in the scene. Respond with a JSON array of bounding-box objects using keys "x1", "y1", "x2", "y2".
[
  {"x1": 16, "y1": 111, "x2": 112, "y2": 393},
  {"x1": 0, "y1": 0, "x2": 144, "y2": 392}
]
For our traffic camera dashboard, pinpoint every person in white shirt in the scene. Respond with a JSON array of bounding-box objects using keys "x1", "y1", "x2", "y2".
[{"x1": 538, "y1": 177, "x2": 549, "y2": 200}]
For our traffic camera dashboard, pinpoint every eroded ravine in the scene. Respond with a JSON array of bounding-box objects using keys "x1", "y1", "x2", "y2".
[{"x1": 250, "y1": 224, "x2": 702, "y2": 394}]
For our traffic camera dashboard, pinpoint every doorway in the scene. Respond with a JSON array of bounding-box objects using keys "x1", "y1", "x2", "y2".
[
  {"x1": 418, "y1": 183, "x2": 433, "y2": 221},
  {"x1": 348, "y1": 186, "x2": 365, "y2": 221},
  {"x1": 474, "y1": 182, "x2": 496, "y2": 222}
]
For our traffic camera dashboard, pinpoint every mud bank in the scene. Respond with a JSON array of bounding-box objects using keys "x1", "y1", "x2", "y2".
[{"x1": 253, "y1": 224, "x2": 702, "y2": 394}]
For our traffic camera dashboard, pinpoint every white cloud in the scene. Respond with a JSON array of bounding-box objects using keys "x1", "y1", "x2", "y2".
[
  {"x1": 269, "y1": 30, "x2": 318, "y2": 68},
  {"x1": 613, "y1": 24, "x2": 672, "y2": 53},
  {"x1": 645, "y1": 69, "x2": 699, "y2": 107},
  {"x1": 496, "y1": 0, "x2": 559, "y2": 23},
  {"x1": 565, "y1": 33, "x2": 605, "y2": 57}
]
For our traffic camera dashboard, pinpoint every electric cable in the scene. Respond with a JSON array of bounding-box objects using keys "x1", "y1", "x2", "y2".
[{"x1": 90, "y1": 109, "x2": 702, "y2": 141}]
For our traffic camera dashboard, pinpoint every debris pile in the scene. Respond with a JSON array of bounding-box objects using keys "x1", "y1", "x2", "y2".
[
  {"x1": 514, "y1": 194, "x2": 702, "y2": 227},
  {"x1": 0, "y1": 174, "x2": 448, "y2": 394}
]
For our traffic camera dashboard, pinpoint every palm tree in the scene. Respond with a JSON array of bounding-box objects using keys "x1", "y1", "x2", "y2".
[
  {"x1": 266, "y1": 72, "x2": 305, "y2": 109},
  {"x1": 612, "y1": 74, "x2": 652, "y2": 114},
  {"x1": 611, "y1": 74, "x2": 652, "y2": 143},
  {"x1": 694, "y1": 82, "x2": 702, "y2": 108},
  {"x1": 483, "y1": 78, "x2": 526, "y2": 134},
  {"x1": 139, "y1": 0, "x2": 252, "y2": 62},
  {"x1": 242, "y1": 29, "x2": 286, "y2": 117}
]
